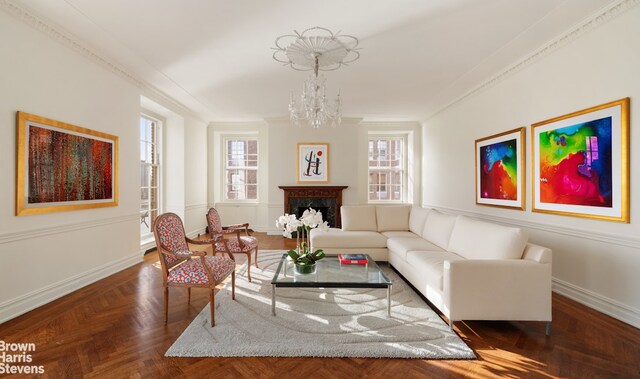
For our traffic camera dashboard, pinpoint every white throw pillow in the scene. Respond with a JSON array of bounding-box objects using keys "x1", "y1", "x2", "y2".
[
  {"x1": 409, "y1": 206, "x2": 430, "y2": 235},
  {"x1": 341, "y1": 206, "x2": 377, "y2": 231},
  {"x1": 421, "y1": 210, "x2": 457, "y2": 250},
  {"x1": 376, "y1": 205, "x2": 411, "y2": 232},
  {"x1": 448, "y1": 215, "x2": 528, "y2": 260}
]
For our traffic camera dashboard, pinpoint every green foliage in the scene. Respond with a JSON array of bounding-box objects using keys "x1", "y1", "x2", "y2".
[
  {"x1": 287, "y1": 249, "x2": 299, "y2": 261},
  {"x1": 287, "y1": 248, "x2": 325, "y2": 265}
]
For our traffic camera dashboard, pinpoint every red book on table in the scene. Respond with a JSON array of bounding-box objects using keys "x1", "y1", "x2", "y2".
[{"x1": 338, "y1": 253, "x2": 368, "y2": 265}]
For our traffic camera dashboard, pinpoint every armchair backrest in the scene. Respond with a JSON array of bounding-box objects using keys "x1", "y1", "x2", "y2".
[
  {"x1": 206, "y1": 208, "x2": 223, "y2": 235},
  {"x1": 153, "y1": 212, "x2": 189, "y2": 269}
]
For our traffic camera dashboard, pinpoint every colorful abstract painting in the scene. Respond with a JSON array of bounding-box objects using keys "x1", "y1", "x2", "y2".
[
  {"x1": 28, "y1": 126, "x2": 113, "y2": 203},
  {"x1": 475, "y1": 128, "x2": 525, "y2": 209},
  {"x1": 297, "y1": 143, "x2": 329, "y2": 183},
  {"x1": 16, "y1": 112, "x2": 118, "y2": 215},
  {"x1": 532, "y1": 98, "x2": 629, "y2": 222},
  {"x1": 538, "y1": 118, "x2": 611, "y2": 207}
]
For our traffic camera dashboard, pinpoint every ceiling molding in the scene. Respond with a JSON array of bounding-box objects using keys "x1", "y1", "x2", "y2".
[
  {"x1": 0, "y1": 0, "x2": 203, "y2": 121},
  {"x1": 427, "y1": 0, "x2": 640, "y2": 120}
]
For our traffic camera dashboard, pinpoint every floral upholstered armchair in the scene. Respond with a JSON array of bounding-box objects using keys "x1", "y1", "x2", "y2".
[
  {"x1": 206, "y1": 208, "x2": 259, "y2": 282},
  {"x1": 153, "y1": 212, "x2": 236, "y2": 327}
]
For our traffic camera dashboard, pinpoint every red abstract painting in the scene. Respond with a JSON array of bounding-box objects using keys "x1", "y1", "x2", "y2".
[
  {"x1": 17, "y1": 111, "x2": 118, "y2": 216},
  {"x1": 28, "y1": 126, "x2": 113, "y2": 203}
]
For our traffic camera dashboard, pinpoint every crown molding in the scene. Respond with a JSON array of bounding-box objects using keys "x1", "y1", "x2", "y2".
[
  {"x1": 0, "y1": 0, "x2": 204, "y2": 122},
  {"x1": 428, "y1": 0, "x2": 640, "y2": 120}
]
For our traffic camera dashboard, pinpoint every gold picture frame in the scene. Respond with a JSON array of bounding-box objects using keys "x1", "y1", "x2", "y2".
[
  {"x1": 297, "y1": 142, "x2": 329, "y2": 183},
  {"x1": 16, "y1": 112, "x2": 119, "y2": 216},
  {"x1": 531, "y1": 98, "x2": 629, "y2": 222},
  {"x1": 475, "y1": 127, "x2": 525, "y2": 210}
]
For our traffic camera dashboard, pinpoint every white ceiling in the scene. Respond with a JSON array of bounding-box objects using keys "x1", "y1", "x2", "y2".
[{"x1": 17, "y1": 0, "x2": 617, "y2": 122}]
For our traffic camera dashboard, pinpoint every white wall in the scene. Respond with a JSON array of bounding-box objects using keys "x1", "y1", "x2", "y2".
[
  {"x1": 423, "y1": 6, "x2": 640, "y2": 327},
  {"x1": 208, "y1": 119, "x2": 421, "y2": 234},
  {"x1": 0, "y1": 11, "x2": 141, "y2": 322},
  {"x1": 183, "y1": 117, "x2": 208, "y2": 236},
  {"x1": 164, "y1": 116, "x2": 185, "y2": 221}
]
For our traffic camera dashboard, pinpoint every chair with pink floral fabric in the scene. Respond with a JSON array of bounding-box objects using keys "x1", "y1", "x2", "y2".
[
  {"x1": 153, "y1": 212, "x2": 235, "y2": 327},
  {"x1": 206, "y1": 208, "x2": 259, "y2": 282}
]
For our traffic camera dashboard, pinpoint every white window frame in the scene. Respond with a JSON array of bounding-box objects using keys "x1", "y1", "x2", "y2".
[
  {"x1": 368, "y1": 134, "x2": 406, "y2": 203},
  {"x1": 140, "y1": 114, "x2": 162, "y2": 241},
  {"x1": 223, "y1": 137, "x2": 259, "y2": 202}
]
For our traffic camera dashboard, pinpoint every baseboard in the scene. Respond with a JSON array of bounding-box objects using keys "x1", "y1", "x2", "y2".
[
  {"x1": 0, "y1": 251, "x2": 142, "y2": 324},
  {"x1": 140, "y1": 236, "x2": 155, "y2": 253},
  {"x1": 553, "y1": 278, "x2": 640, "y2": 329}
]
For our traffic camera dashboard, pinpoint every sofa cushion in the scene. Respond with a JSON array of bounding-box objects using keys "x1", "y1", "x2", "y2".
[
  {"x1": 409, "y1": 206, "x2": 430, "y2": 235},
  {"x1": 422, "y1": 210, "x2": 457, "y2": 250},
  {"x1": 387, "y1": 237, "x2": 445, "y2": 260},
  {"x1": 310, "y1": 228, "x2": 387, "y2": 249},
  {"x1": 448, "y1": 215, "x2": 528, "y2": 260},
  {"x1": 381, "y1": 231, "x2": 420, "y2": 239},
  {"x1": 405, "y1": 250, "x2": 465, "y2": 291},
  {"x1": 341, "y1": 206, "x2": 377, "y2": 231},
  {"x1": 376, "y1": 205, "x2": 411, "y2": 232}
]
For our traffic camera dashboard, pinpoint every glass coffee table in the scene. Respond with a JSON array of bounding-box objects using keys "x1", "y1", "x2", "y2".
[{"x1": 271, "y1": 253, "x2": 393, "y2": 316}]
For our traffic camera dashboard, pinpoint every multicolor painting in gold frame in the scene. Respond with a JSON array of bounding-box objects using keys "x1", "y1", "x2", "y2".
[
  {"x1": 475, "y1": 127, "x2": 525, "y2": 210},
  {"x1": 531, "y1": 98, "x2": 629, "y2": 222},
  {"x1": 16, "y1": 112, "x2": 119, "y2": 216}
]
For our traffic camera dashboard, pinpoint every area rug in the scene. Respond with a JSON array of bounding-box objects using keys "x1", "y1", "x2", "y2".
[{"x1": 165, "y1": 250, "x2": 475, "y2": 359}]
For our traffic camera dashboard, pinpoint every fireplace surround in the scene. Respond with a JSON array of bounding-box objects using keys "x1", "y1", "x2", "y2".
[{"x1": 279, "y1": 186, "x2": 348, "y2": 228}]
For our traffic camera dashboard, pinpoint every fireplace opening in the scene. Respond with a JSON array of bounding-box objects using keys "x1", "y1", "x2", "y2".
[
  {"x1": 289, "y1": 197, "x2": 336, "y2": 226},
  {"x1": 279, "y1": 186, "x2": 348, "y2": 229}
]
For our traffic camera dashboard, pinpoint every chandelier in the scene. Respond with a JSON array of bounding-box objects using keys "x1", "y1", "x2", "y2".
[{"x1": 273, "y1": 27, "x2": 360, "y2": 128}]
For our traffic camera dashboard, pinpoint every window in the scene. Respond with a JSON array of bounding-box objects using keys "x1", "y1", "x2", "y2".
[
  {"x1": 225, "y1": 138, "x2": 258, "y2": 200},
  {"x1": 140, "y1": 115, "x2": 160, "y2": 238},
  {"x1": 368, "y1": 137, "x2": 404, "y2": 201}
]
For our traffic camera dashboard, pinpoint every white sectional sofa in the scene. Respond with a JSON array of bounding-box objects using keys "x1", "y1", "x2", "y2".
[{"x1": 310, "y1": 205, "x2": 552, "y2": 333}]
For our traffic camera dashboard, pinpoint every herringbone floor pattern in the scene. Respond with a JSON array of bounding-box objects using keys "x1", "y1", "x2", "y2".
[{"x1": 1, "y1": 233, "x2": 639, "y2": 378}]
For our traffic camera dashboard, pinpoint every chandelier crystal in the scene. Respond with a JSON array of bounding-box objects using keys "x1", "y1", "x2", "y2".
[{"x1": 273, "y1": 27, "x2": 360, "y2": 128}]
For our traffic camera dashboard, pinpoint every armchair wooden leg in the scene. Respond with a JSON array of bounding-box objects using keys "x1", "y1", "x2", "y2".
[
  {"x1": 187, "y1": 287, "x2": 191, "y2": 303},
  {"x1": 231, "y1": 271, "x2": 236, "y2": 300},
  {"x1": 254, "y1": 246, "x2": 259, "y2": 268},
  {"x1": 164, "y1": 287, "x2": 169, "y2": 325},
  {"x1": 210, "y1": 289, "x2": 215, "y2": 327},
  {"x1": 246, "y1": 252, "x2": 252, "y2": 282}
]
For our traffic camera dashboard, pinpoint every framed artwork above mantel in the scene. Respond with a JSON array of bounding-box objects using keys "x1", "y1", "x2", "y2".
[{"x1": 297, "y1": 142, "x2": 329, "y2": 183}]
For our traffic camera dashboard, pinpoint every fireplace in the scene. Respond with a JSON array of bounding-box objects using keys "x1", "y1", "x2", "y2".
[{"x1": 279, "y1": 186, "x2": 348, "y2": 228}]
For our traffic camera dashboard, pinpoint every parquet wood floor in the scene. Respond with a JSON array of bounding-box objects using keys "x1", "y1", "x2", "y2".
[{"x1": 1, "y1": 232, "x2": 639, "y2": 378}]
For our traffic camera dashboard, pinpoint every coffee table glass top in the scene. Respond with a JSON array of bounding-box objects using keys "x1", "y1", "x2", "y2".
[{"x1": 271, "y1": 254, "x2": 392, "y2": 288}]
